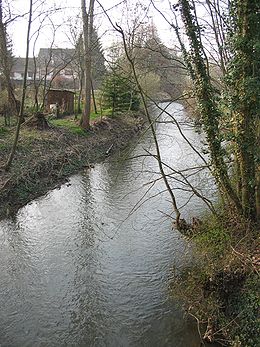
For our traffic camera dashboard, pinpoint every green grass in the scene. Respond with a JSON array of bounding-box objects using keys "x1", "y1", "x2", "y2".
[
  {"x1": 75, "y1": 109, "x2": 113, "y2": 120},
  {"x1": 49, "y1": 118, "x2": 87, "y2": 136},
  {"x1": 97, "y1": 108, "x2": 113, "y2": 117},
  {"x1": 50, "y1": 109, "x2": 114, "y2": 135},
  {"x1": 90, "y1": 111, "x2": 102, "y2": 121}
]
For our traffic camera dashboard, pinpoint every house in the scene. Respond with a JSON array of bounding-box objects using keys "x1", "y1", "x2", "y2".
[
  {"x1": 37, "y1": 48, "x2": 77, "y2": 83},
  {"x1": 11, "y1": 48, "x2": 78, "y2": 88},
  {"x1": 11, "y1": 57, "x2": 37, "y2": 82},
  {"x1": 11, "y1": 42, "x2": 106, "y2": 90}
]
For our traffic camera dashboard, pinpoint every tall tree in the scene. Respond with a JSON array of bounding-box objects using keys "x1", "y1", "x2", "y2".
[
  {"x1": 81, "y1": 0, "x2": 95, "y2": 130},
  {"x1": 0, "y1": 0, "x2": 17, "y2": 114},
  {"x1": 172, "y1": 0, "x2": 260, "y2": 222},
  {"x1": 226, "y1": 0, "x2": 260, "y2": 219},
  {"x1": 134, "y1": 22, "x2": 184, "y2": 99},
  {"x1": 177, "y1": 0, "x2": 241, "y2": 211},
  {"x1": 5, "y1": 0, "x2": 33, "y2": 171},
  {"x1": 75, "y1": 28, "x2": 105, "y2": 115}
]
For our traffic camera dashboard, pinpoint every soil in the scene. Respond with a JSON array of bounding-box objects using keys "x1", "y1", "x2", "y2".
[{"x1": 0, "y1": 113, "x2": 145, "y2": 219}]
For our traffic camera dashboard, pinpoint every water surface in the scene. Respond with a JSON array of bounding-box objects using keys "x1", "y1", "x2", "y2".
[{"x1": 0, "y1": 103, "x2": 215, "y2": 346}]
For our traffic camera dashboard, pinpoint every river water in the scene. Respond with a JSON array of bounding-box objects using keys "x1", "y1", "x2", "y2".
[{"x1": 0, "y1": 103, "x2": 215, "y2": 346}]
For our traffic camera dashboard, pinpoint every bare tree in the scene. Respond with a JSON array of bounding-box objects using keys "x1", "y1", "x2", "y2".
[
  {"x1": 5, "y1": 0, "x2": 33, "y2": 171},
  {"x1": 80, "y1": 0, "x2": 95, "y2": 129}
]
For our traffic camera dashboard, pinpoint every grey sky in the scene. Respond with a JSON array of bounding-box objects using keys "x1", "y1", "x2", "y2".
[{"x1": 8, "y1": 0, "x2": 174, "y2": 57}]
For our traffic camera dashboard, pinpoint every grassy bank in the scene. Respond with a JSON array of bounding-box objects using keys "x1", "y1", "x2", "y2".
[
  {"x1": 171, "y1": 213, "x2": 259, "y2": 346},
  {"x1": 0, "y1": 112, "x2": 144, "y2": 219}
]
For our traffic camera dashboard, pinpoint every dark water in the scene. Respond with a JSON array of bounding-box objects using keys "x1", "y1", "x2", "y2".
[{"x1": 0, "y1": 103, "x2": 215, "y2": 346}]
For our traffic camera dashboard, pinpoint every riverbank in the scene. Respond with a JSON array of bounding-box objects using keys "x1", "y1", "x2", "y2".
[
  {"x1": 172, "y1": 213, "x2": 259, "y2": 347},
  {"x1": 0, "y1": 112, "x2": 145, "y2": 219}
]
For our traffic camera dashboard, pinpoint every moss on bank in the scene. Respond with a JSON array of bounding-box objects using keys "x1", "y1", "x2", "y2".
[
  {"x1": 171, "y1": 214, "x2": 259, "y2": 346},
  {"x1": 0, "y1": 112, "x2": 144, "y2": 218}
]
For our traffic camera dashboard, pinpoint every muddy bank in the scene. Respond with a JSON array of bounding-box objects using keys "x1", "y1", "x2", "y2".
[{"x1": 0, "y1": 113, "x2": 145, "y2": 219}]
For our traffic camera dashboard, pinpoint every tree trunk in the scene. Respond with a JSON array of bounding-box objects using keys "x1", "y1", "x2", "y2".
[
  {"x1": 77, "y1": 73, "x2": 83, "y2": 115},
  {"x1": 255, "y1": 168, "x2": 260, "y2": 221},
  {"x1": 236, "y1": 113, "x2": 256, "y2": 219},
  {"x1": 0, "y1": 0, "x2": 18, "y2": 115},
  {"x1": 179, "y1": 0, "x2": 242, "y2": 214},
  {"x1": 5, "y1": 0, "x2": 33, "y2": 171},
  {"x1": 91, "y1": 78, "x2": 97, "y2": 114},
  {"x1": 80, "y1": 0, "x2": 95, "y2": 129},
  {"x1": 230, "y1": 0, "x2": 259, "y2": 220}
]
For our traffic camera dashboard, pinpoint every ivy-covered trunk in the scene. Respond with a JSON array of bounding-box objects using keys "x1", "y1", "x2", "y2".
[
  {"x1": 179, "y1": 0, "x2": 242, "y2": 214},
  {"x1": 227, "y1": 0, "x2": 260, "y2": 220},
  {"x1": 178, "y1": 0, "x2": 260, "y2": 223}
]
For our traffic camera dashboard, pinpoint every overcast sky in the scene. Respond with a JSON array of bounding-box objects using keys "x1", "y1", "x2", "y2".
[{"x1": 7, "y1": 0, "x2": 174, "y2": 57}]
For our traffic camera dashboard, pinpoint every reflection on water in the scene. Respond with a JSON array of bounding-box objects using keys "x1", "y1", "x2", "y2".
[{"x1": 0, "y1": 103, "x2": 216, "y2": 346}]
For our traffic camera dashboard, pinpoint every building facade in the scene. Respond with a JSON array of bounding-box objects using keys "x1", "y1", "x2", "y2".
[{"x1": 11, "y1": 48, "x2": 78, "y2": 88}]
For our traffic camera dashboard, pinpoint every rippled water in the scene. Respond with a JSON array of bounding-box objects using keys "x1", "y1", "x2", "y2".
[{"x1": 0, "y1": 103, "x2": 216, "y2": 346}]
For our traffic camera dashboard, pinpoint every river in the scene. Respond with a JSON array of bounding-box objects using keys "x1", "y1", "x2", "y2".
[{"x1": 0, "y1": 102, "x2": 215, "y2": 346}]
